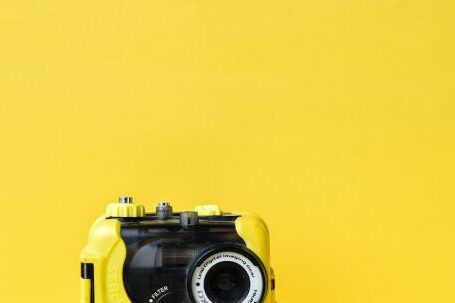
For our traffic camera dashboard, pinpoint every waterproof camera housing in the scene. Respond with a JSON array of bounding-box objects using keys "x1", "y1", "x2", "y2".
[{"x1": 80, "y1": 197, "x2": 276, "y2": 303}]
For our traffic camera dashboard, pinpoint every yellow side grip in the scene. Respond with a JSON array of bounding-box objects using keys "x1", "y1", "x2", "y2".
[
  {"x1": 235, "y1": 213, "x2": 273, "y2": 303},
  {"x1": 80, "y1": 278, "x2": 91, "y2": 303}
]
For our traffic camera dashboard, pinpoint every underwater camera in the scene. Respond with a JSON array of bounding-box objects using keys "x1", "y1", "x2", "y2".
[{"x1": 81, "y1": 197, "x2": 276, "y2": 303}]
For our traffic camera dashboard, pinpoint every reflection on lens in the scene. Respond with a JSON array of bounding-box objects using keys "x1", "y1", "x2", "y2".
[{"x1": 204, "y1": 262, "x2": 251, "y2": 303}]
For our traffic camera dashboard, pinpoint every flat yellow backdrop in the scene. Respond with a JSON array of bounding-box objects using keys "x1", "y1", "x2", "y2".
[{"x1": 1, "y1": 1, "x2": 454, "y2": 302}]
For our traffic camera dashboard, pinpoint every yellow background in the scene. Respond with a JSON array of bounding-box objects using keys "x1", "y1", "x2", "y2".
[{"x1": 0, "y1": 1, "x2": 454, "y2": 302}]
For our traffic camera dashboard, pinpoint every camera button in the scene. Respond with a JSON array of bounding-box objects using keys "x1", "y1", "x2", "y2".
[
  {"x1": 194, "y1": 205, "x2": 223, "y2": 216},
  {"x1": 105, "y1": 196, "x2": 145, "y2": 217},
  {"x1": 180, "y1": 211, "x2": 199, "y2": 226}
]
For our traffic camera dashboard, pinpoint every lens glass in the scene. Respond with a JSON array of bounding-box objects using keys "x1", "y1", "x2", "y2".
[{"x1": 204, "y1": 261, "x2": 251, "y2": 303}]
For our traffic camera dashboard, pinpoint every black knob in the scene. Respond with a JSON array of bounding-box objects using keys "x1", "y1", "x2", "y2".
[
  {"x1": 180, "y1": 211, "x2": 199, "y2": 227},
  {"x1": 156, "y1": 202, "x2": 173, "y2": 219}
]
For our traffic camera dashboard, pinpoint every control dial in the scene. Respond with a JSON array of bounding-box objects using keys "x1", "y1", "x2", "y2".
[{"x1": 106, "y1": 196, "x2": 146, "y2": 218}]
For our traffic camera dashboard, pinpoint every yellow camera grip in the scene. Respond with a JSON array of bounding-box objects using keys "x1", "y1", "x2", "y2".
[{"x1": 80, "y1": 278, "x2": 91, "y2": 303}]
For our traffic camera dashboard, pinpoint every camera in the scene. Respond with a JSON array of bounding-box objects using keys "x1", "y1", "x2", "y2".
[{"x1": 80, "y1": 197, "x2": 276, "y2": 303}]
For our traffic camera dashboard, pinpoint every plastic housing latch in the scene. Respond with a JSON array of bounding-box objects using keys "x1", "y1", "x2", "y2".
[
  {"x1": 106, "y1": 202, "x2": 145, "y2": 217},
  {"x1": 194, "y1": 204, "x2": 223, "y2": 216}
]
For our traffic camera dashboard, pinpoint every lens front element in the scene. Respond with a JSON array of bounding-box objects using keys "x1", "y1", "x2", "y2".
[
  {"x1": 205, "y1": 262, "x2": 251, "y2": 302},
  {"x1": 191, "y1": 251, "x2": 265, "y2": 303}
]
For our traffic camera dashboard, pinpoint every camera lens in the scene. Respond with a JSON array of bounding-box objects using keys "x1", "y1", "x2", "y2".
[
  {"x1": 190, "y1": 249, "x2": 266, "y2": 303},
  {"x1": 204, "y1": 262, "x2": 250, "y2": 302}
]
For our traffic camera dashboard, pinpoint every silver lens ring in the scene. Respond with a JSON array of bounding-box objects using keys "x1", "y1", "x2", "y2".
[{"x1": 191, "y1": 250, "x2": 265, "y2": 303}]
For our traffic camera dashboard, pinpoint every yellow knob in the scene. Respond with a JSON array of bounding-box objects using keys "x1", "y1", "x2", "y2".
[
  {"x1": 106, "y1": 197, "x2": 145, "y2": 217},
  {"x1": 194, "y1": 204, "x2": 223, "y2": 216}
]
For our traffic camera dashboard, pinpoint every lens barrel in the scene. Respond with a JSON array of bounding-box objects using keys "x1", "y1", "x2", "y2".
[{"x1": 189, "y1": 246, "x2": 266, "y2": 303}]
